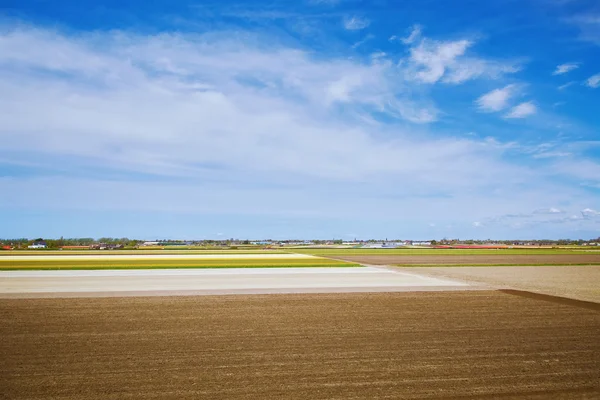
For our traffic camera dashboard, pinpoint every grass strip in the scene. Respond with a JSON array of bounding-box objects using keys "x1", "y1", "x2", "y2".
[{"x1": 0, "y1": 250, "x2": 289, "y2": 256}]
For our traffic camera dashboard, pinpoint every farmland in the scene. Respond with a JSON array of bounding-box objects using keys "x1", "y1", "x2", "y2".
[
  {"x1": 0, "y1": 249, "x2": 289, "y2": 256},
  {"x1": 329, "y1": 253, "x2": 600, "y2": 266},
  {"x1": 0, "y1": 253, "x2": 358, "y2": 270},
  {"x1": 2, "y1": 248, "x2": 600, "y2": 398},
  {"x1": 291, "y1": 247, "x2": 591, "y2": 255},
  {"x1": 2, "y1": 292, "x2": 599, "y2": 399},
  {"x1": 290, "y1": 247, "x2": 600, "y2": 266},
  {"x1": 4, "y1": 247, "x2": 600, "y2": 269}
]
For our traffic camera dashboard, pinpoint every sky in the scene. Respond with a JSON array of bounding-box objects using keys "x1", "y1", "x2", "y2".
[{"x1": 1, "y1": 0, "x2": 599, "y2": 240}]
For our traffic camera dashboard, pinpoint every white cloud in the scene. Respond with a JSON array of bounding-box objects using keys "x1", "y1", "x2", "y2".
[
  {"x1": 309, "y1": 0, "x2": 340, "y2": 5},
  {"x1": 533, "y1": 208, "x2": 565, "y2": 214},
  {"x1": 389, "y1": 25, "x2": 422, "y2": 44},
  {"x1": 558, "y1": 81, "x2": 576, "y2": 90},
  {"x1": 532, "y1": 151, "x2": 571, "y2": 158},
  {"x1": 403, "y1": 35, "x2": 520, "y2": 84},
  {"x1": 586, "y1": 73, "x2": 600, "y2": 88},
  {"x1": 566, "y1": 14, "x2": 600, "y2": 45},
  {"x1": 552, "y1": 62, "x2": 580, "y2": 75},
  {"x1": 1, "y1": 25, "x2": 521, "y2": 187},
  {"x1": 351, "y1": 34, "x2": 374, "y2": 49},
  {"x1": 581, "y1": 208, "x2": 600, "y2": 218},
  {"x1": 401, "y1": 24, "x2": 422, "y2": 44},
  {"x1": 476, "y1": 85, "x2": 516, "y2": 112},
  {"x1": 504, "y1": 102, "x2": 537, "y2": 119},
  {"x1": 472, "y1": 206, "x2": 600, "y2": 231},
  {"x1": 2, "y1": 24, "x2": 599, "y2": 239},
  {"x1": 343, "y1": 16, "x2": 370, "y2": 30}
]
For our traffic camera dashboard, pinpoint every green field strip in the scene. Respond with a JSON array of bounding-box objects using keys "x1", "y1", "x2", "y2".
[
  {"x1": 0, "y1": 250, "x2": 289, "y2": 256},
  {"x1": 1, "y1": 258, "x2": 335, "y2": 266}
]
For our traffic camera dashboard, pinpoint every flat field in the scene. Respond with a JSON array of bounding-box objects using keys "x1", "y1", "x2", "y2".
[
  {"x1": 2, "y1": 291, "x2": 599, "y2": 399},
  {"x1": 0, "y1": 253, "x2": 358, "y2": 270},
  {"x1": 0, "y1": 267, "x2": 470, "y2": 297},
  {"x1": 292, "y1": 248, "x2": 584, "y2": 255},
  {"x1": 397, "y1": 265, "x2": 600, "y2": 303},
  {"x1": 328, "y1": 253, "x2": 600, "y2": 266},
  {"x1": 0, "y1": 249, "x2": 288, "y2": 256}
]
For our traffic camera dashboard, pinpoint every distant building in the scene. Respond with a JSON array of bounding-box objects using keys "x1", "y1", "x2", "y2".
[{"x1": 28, "y1": 240, "x2": 47, "y2": 249}]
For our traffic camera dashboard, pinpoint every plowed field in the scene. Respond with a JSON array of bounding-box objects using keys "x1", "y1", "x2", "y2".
[
  {"x1": 2, "y1": 291, "x2": 599, "y2": 399},
  {"x1": 332, "y1": 254, "x2": 600, "y2": 265}
]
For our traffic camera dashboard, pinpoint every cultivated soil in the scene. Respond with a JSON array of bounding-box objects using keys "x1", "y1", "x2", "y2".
[
  {"x1": 332, "y1": 254, "x2": 600, "y2": 265},
  {"x1": 2, "y1": 292, "x2": 599, "y2": 399},
  {"x1": 395, "y1": 265, "x2": 600, "y2": 304}
]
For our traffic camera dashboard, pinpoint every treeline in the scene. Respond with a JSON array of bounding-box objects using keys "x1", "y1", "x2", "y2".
[{"x1": 1, "y1": 237, "x2": 141, "y2": 249}]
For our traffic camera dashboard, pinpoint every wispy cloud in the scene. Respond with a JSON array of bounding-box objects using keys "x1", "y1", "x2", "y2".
[
  {"x1": 389, "y1": 24, "x2": 422, "y2": 44},
  {"x1": 476, "y1": 85, "x2": 516, "y2": 112},
  {"x1": 532, "y1": 151, "x2": 571, "y2": 158},
  {"x1": 351, "y1": 34, "x2": 374, "y2": 49},
  {"x1": 401, "y1": 30, "x2": 520, "y2": 84},
  {"x1": 343, "y1": 16, "x2": 370, "y2": 30},
  {"x1": 586, "y1": 73, "x2": 600, "y2": 88},
  {"x1": 2, "y1": 23, "x2": 599, "y2": 239},
  {"x1": 552, "y1": 62, "x2": 580, "y2": 75},
  {"x1": 2, "y1": 25, "x2": 511, "y2": 189},
  {"x1": 533, "y1": 208, "x2": 565, "y2": 215},
  {"x1": 558, "y1": 81, "x2": 576, "y2": 90},
  {"x1": 581, "y1": 208, "x2": 600, "y2": 218},
  {"x1": 505, "y1": 102, "x2": 537, "y2": 119},
  {"x1": 472, "y1": 207, "x2": 599, "y2": 231},
  {"x1": 309, "y1": 0, "x2": 341, "y2": 5},
  {"x1": 566, "y1": 14, "x2": 600, "y2": 45}
]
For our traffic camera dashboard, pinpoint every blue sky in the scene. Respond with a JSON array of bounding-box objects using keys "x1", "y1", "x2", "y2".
[{"x1": 1, "y1": 0, "x2": 599, "y2": 240}]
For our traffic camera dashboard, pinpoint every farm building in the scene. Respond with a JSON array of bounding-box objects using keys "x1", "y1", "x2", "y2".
[
  {"x1": 28, "y1": 240, "x2": 47, "y2": 249},
  {"x1": 412, "y1": 241, "x2": 432, "y2": 246}
]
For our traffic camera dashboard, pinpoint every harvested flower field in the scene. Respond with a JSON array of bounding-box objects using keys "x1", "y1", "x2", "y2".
[{"x1": 1, "y1": 291, "x2": 599, "y2": 399}]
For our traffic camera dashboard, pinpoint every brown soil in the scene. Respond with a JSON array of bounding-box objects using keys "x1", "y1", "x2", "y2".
[
  {"x1": 332, "y1": 254, "x2": 600, "y2": 265},
  {"x1": 2, "y1": 292, "x2": 599, "y2": 399},
  {"x1": 395, "y1": 266, "x2": 600, "y2": 304}
]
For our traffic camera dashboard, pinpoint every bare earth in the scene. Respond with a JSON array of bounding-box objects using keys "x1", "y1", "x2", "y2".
[
  {"x1": 394, "y1": 266, "x2": 600, "y2": 304},
  {"x1": 1, "y1": 292, "x2": 599, "y2": 399},
  {"x1": 332, "y1": 254, "x2": 600, "y2": 265},
  {"x1": 0, "y1": 267, "x2": 471, "y2": 298}
]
